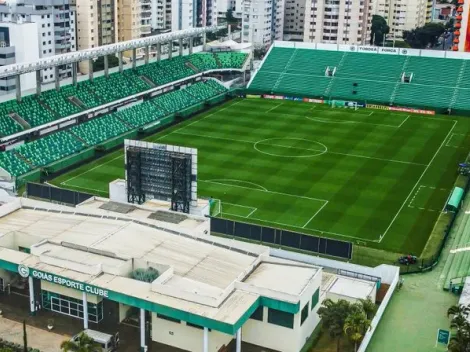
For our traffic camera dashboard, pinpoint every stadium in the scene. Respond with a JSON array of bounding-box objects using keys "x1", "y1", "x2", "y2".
[{"x1": 0, "y1": 23, "x2": 467, "y2": 352}]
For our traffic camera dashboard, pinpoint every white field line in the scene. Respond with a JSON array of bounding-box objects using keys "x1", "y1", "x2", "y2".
[
  {"x1": 266, "y1": 102, "x2": 283, "y2": 113},
  {"x1": 369, "y1": 112, "x2": 374, "y2": 116},
  {"x1": 446, "y1": 133, "x2": 468, "y2": 148},
  {"x1": 247, "y1": 208, "x2": 258, "y2": 218},
  {"x1": 398, "y1": 115, "x2": 410, "y2": 128},
  {"x1": 379, "y1": 120, "x2": 458, "y2": 243},
  {"x1": 61, "y1": 100, "x2": 243, "y2": 187},
  {"x1": 407, "y1": 185, "x2": 444, "y2": 212},
  {"x1": 201, "y1": 179, "x2": 328, "y2": 203},
  {"x1": 303, "y1": 201, "x2": 329, "y2": 228},
  {"x1": 59, "y1": 183, "x2": 108, "y2": 195},
  {"x1": 174, "y1": 131, "x2": 427, "y2": 166}
]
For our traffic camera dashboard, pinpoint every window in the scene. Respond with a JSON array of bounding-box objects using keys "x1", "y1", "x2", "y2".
[
  {"x1": 42, "y1": 41, "x2": 46, "y2": 45},
  {"x1": 311, "y1": 289, "x2": 319, "y2": 310},
  {"x1": 157, "y1": 313, "x2": 180, "y2": 324},
  {"x1": 42, "y1": 24, "x2": 45, "y2": 28},
  {"x1": 250, "y1": 306, "x2": 263, "y2": 321},
  {"x1": 301, "y1": 303, "x2": 309, "y2": 325},
  {"x1": 268, "y1": 308, "x2": 294, "y2": 329},
  {"x1": 186, "y1": 322, "x2": 210, "y2": 331}
]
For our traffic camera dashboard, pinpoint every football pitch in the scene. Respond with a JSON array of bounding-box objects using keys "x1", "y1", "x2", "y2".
[{"x1": 51, "y1": 98, "x2": 470, "y2": 254}]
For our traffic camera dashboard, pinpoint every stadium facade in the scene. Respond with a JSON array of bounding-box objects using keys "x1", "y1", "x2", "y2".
[{"x1": 0, "y1": 195, "x2": 391, "y2": 352}]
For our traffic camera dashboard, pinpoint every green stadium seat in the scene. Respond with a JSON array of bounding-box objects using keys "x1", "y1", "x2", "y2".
[
  {"x1": 189, "y1": 53, "x2": 219, "y2": 71},
  {"x1": 69, "y1": 114, "x2": 132, "y2": 146},
  {"x1": 115, "y1": 101, "x2": 166, "y2": 128},
  {"x1": 0, "y1": 114, "x2": 23, "y2": 137},
  {"x1": 0, "y1": 151, "x2": 33, "y2": 177},
  {"x1": 18, "y1": 131, "x2": 85, "y2": 167}
]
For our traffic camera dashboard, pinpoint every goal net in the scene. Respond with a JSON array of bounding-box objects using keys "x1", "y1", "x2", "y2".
[{"x1": 330, "y1": 100, "x2": 358, "y2": 110}]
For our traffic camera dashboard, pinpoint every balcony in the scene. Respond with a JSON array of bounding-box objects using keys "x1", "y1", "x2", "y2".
[
  {"x1": 55, "y1": 41, "x2": 72, "y2": 49},
  {"x1": 141, "y1": 24, "x2": 152, "y2": 34}
]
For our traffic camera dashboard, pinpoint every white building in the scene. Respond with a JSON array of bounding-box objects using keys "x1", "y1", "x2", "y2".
[
  {"x1": 0, "y1": 195, "x2": 385, "y2": 352},
  {"x1": 373, "y1": 0, "x2": 432, "y2": 39},
  {"x1": 0, "y1": 21, "x2": 39, "y2": 95},
  {"x1": 75, "y1": 0, "x2": 118, "y2": 74},
  {"x1": 0, "y1": 0, "x2": 76, "y2": 84},
  {"x1": 302, "y1": 0, "x2": 373, "y2": 45},
  {"x1": 242, "y1": 0, "x2": 284, "y2": 48}
]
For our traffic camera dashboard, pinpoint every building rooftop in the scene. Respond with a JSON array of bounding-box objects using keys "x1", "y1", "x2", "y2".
[{"x1": 0, "y1": 197, "x2": 323, "y2": 331}]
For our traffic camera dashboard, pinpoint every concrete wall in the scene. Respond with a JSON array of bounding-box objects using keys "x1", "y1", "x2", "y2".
[
  {"x1": 151, "y1": 313, "x2": 233, "y2": 352},
  {"x1": 242, "y1": 269, "x2": 322, "y2": 352},
  {"x1": 41, "y1": 281, "x2": 102, "y2": 304},
  {"x1": 118, "y1": 303, "x2": 132, "y2": 322}
]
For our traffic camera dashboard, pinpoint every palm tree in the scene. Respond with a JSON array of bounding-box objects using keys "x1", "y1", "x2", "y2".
[
  {"x1": 448, "y1": 305, "x2": 470, "y2": 319},
  {"x1": 358, "y1": 298, "x2": 377, "y2": 320},
  {"x1": 60, "y1": 333, "x2": 102, "y2": 352},
  {"x1": 448, "y1": 328, "x2": 470, "y2": 352},
  {"x1": 344, "y1": 311, "x2": 371, "y2": 352},
  {"x1": 317, "y1": 299, "x2": 351, "y2": 352}
]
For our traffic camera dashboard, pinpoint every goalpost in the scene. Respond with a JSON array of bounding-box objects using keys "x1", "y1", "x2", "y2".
[{"x1": 330, "y1": 100, "x2": 359, "y2": 110}]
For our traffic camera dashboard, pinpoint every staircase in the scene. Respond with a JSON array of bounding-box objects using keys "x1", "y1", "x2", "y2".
[
  {"x1": 324, "y1": 77, "x2": 335, "y2": 97},
  {"x1": 336, "y1": 52, "x2": 349, "y2": 73},
  {"x1": 390, "y1": 57, "x2": 410, "y2": 104},
  {"x1": 272, "y1": 50, "x2": 298, "y2": 92},
  {"x1": 450, "y1": 60, "x2": 467, "y2": 109},
  {"x1": 214, "y1": 53, "x2": 222, "y2": 68},
  {"x1": 9, "y1": 113, "x2": 30, "y2": 130}
]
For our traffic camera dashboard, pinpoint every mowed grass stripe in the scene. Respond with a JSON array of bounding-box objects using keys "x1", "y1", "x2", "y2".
[{"x1": 51, "y1": 99, "x2": 470, "y2": 254}]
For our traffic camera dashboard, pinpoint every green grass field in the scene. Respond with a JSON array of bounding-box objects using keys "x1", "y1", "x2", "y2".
[{"x1": 51, "y1": 98, "x2": 470, "y2": 254}]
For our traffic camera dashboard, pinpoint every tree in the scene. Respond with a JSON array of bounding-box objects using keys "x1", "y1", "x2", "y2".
[
  {"x1": 344, "y1": 310, "x2": 371, "y2": 352},
  {"x1": 448, "y1": 305, "x2": 470, "y2": 319},
  {"x1": 60, "y1": 333, "x2": 102, "y2": 352},
  {"x1": 317, "y1": 299, "x2": 351, "y2": 352},
  {"x1": 358, "y1": 298, "x2": 377, "y2": 320},
  {"x1": 226, "y1": 10, "x2": 236, "y2": 24},
  {"x1": 23, "y1": 320, "x2": 27, "y2": 352},
  {"x1": 448, "y1": 328, "x2": 470, "y2": 352},
  {"x1": 92, "y1": 55, "x2": 120, "y2": 72},
  {"x1": 370, "y1": 15, "x2": 390, "y2": 46},
  {"x1": 404, "y1": 23, "x2": 446, "y2": 49}
]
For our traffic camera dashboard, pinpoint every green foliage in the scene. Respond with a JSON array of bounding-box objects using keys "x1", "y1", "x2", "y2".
[
  {"x1": 60, "y1": 333, "x2": 101, "y2": 352},
  {"x1": 403, "y1": 23, "x2": 446, "y2": 49},
  {"x1": 318, "y1": 299, "x2": 375, "y2": 352},
  {"x1": 447, "y1": 304, "x2": 470, "y2": 352},
  {"x1": 92, "y1": 55, "x2": 120, "y2": 72},
  {"x1": 132, "y1": 267, "x2": 159, "y2": 283},
  {"x1": 370, "y1": 15, "x2": 390, "y2": 46},
  {"x1": 226, "y1": 10, "x2": 236, "y2": 24}
]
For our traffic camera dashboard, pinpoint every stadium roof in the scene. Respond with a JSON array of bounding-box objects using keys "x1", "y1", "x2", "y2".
[{"x1": 0, "y1": 25, "x2": 223, "y2": 79}]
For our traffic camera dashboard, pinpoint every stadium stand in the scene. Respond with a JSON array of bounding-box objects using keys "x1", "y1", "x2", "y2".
[
  {"x1": 248, "y1": 46, "x2": 470, "y2": 111},
  {"x1": 0, "y1": 151, "x2": 33, "y2": 177},
  {"x1": 39, "y1": 86, "x2": 83, "y2": 118},
  {"x1": 184, "y1": 80, "x2": 228, "y2": 101},
  {"x1": 69, "y1": 114, "x2": 132, "y2": 146},
  {"x1": 17, "y1": 132, "x2": 85, "y2": 168},
  {"x1": 152, "y1": 89, "x2": 197, "y2": 114},
  {"x1": 115, "y1": 101, "x2": 166, "y2": 128},
  {"x1": 0, "y1": 52, "x2": 246, "y2": 139},
  {"x1": 0, "y1": 115, "x2": 23, "y2": 137}
]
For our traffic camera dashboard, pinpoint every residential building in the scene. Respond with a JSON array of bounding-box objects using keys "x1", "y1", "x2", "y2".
[
  {"x1": 373, "y1": 0, "x2": 433, "y2": 39},
  {"x1": 302, "y1": 0, "x2": 373, "y2": 45},
  {"x1": 169, "y1": 0, "x2": 217, "y2": 32},
  {"x1": 283, "y1": 0, "x2": 306, "y2": 41},
  {"x1": 0, "y1": 20, "x2": 39, "y2": 95},
  {"x1": 0, "y1": 0, "x2": 76, "y2": 84},
  {"x1": 242, "y1": 0, "x2": 284, "y2": 48},
  {"x1": 75, "y1": 0, "x2": 118, "y2": 74}
]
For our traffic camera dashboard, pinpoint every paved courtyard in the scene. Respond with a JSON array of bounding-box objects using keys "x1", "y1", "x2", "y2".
[{"x1": 0, "y1": 317, "x2": 66, "y2": 352}]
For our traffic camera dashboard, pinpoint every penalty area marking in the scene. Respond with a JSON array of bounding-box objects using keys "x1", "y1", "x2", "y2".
[
  {"x1": 221, "y1": 202, "x2": 258, "y2": 218},
  {"x1": 446, "y1": 133, "x2": 469, "y2": 148},
  {"x1": 407, "y1": 185, "x2": 444, "y2": 212}
]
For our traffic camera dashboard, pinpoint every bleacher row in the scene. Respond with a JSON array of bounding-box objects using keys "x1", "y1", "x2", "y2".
[
  {"x1": 0, "y1": 52, "x2": 247, "y2": 137},
  {"x1": 0, "y1": 80, "x2": 227, "y2": 177},
  {"x1": 249, "y1": 47, "x2": 470, "y2": 110}
]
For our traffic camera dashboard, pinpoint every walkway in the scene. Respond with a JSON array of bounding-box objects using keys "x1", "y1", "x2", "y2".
[
  {"x1": 366, "y1": 195, "x2": 470, "y2": 351},
  {"x1": 0, "y1": 317, "x2": 66, "y2": 352}
]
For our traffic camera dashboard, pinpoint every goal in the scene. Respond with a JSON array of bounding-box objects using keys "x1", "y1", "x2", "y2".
[{"x1": 330, "y1": 100, "x2": 359, "y2": 110}]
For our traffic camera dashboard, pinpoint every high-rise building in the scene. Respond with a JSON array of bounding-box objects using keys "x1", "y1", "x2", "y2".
[
  {"x1": 75, "y1": 0, "x2": 118, "y2": 74},
  {"x1": 373, "y1": 0, "x2": 433, "y2": 39},
  {"x1": 0, "y1": 0, "x2": 77, "y2": 84},
  {"x1": 302, "y1": 0, "x2": 373, "y2": 45},
  {"x1": 283, "y1": 0, "x2": 306, "y2": 41},
  {"x1": 0, "y1": 19, "x2": 39, "y2": 95},
  {"x1": 241, "y1": 0, "x2": 284, "y2": 48}
]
